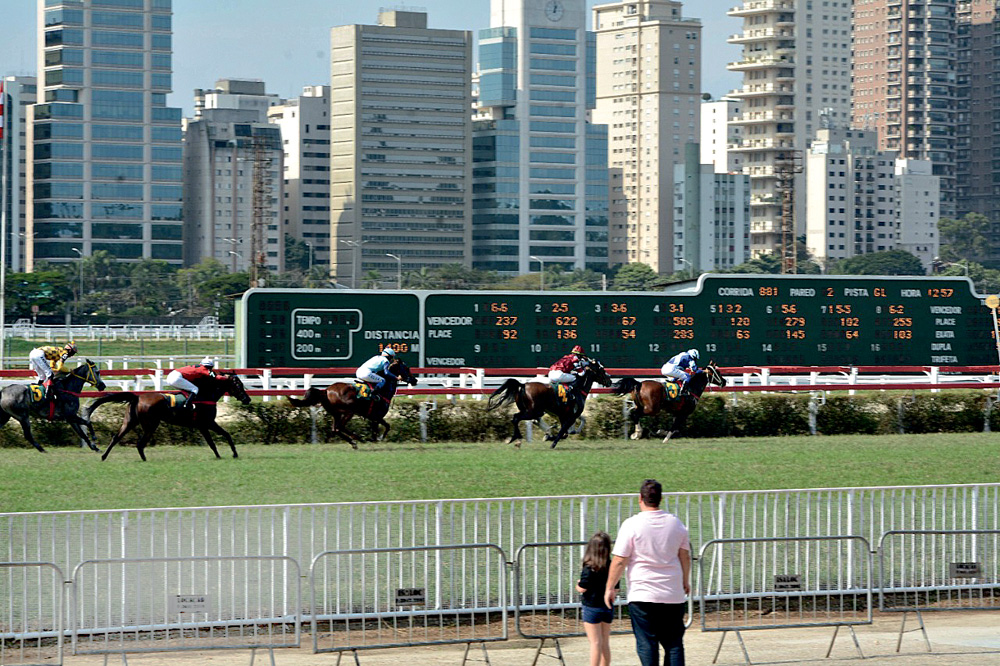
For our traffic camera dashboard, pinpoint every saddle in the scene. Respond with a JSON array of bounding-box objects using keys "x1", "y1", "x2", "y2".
[
  {"x1": 164, "y1": 393, "x2": 190, "y2": 409},
  {"x1": 663, "y1": 379, "x2": 684, "y2": 400},
  {"x1": 28, "y1": 384, "x2": 46, "y2": 404},
  {"x1": 556, "y1": 383, "x2": 579, "y2": 405}
]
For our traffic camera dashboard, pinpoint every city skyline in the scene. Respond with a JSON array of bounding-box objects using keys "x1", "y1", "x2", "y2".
[{"x1": 1, "y1": 0, "x2": 742, "y2": 113}]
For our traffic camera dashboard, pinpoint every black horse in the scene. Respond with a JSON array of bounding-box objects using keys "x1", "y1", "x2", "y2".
[
  {"x1": 612, "y1": 360, "x2": 727, "y2": 442},
  {"x1": 487, "y1": 361, "x2": 613, "y2": 449},
  {"x1": 86, "y1": 374, "x2": 251, "y2": 461},
  {"x1": 287, "y1": 359, "x2": 418, "y2": 448},
  {"x1": 0, "y1": 359, "x2": 107, "y2": 452}
]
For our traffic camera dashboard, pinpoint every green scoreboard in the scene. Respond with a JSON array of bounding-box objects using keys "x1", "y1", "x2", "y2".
[
  {"x1": 239, "y1": 290, "x2": 420, "y2": 367},
  {"x1": 239, "y1": 276, "x2": 998, "y2": 368}
]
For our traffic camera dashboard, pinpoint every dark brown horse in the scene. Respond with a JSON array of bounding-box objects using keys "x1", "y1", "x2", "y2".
[
  {"x1": 286, "y1": 359, "x2": 417, "y2": 449},
  {"x1": 487, "y1": 361, "x2": 612, "y2": 449},
  {"x1": 85, "y1": 374, "x2": 251, "y2": 461},
  {"x1": 612, "y1": 361, "x2": 727, "y2": 442}
]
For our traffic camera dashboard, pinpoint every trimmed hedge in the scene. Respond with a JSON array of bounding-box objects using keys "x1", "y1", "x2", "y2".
[{"x1": 2, "y1": 391, "x2": 996, "y2": 448}]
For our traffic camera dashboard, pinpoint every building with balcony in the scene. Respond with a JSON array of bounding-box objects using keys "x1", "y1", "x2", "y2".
[
  {"x1": 29, "y1": 0, "x2": 184, "y2": 268},
  {"x1": 593, "y1": 0, "x2": 701, "y2": 272},
  {"x1": 1, "y1": 75, "x2": 36, "y2": 272},
  {"x1": 726, "y1": 0, "x2": 852, "y2": 258}
]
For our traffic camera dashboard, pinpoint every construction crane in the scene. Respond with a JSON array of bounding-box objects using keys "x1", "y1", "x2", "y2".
[{"x1": 775, "y1": 150, "x2": 803, "y2": 274}]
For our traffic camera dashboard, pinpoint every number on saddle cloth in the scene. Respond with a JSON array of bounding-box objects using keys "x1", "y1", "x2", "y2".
[
  {"x1": 353, "y1": 380, "x2": 374, "y2": 401},
  {"x1": 165, "y1": 394, "x2": 189, "y2": 409},
  {"x1": 664, "y1": 380, "x2": 681, "y2": 401},
  {"x1": 556, "y1": 383, "x2": 572, "y2": 404},
  {"x1": 29, "y1": 384, "x2": 46, "y2": 404}
]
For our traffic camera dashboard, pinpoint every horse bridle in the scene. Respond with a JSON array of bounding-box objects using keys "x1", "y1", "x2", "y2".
[{"x1": 79, "y1": 361, "x2": 98, "y2": 386}]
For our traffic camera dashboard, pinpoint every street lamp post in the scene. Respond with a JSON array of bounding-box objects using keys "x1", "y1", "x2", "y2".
[
  {"x1": 678, "y1": 257, "x2": 693, "y2": 279},
  {"x1": 340, "y1": 239, "x2": 367, "y2": 289},
  {"x1": 305, "y1": 242, "x2": 314, "y2": 272},
  {"x1": 386, "y1": 253, "x2": 402, "y2": 289},
  {"x1": 529, "y1": 255, "x2": 546, "y2": 291},
  {"x1": 71, "y1": 247, "x2": 84, "y2": 315}
]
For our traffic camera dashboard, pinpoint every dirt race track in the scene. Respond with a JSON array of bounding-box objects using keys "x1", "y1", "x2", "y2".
[{"x1": 50, "y1": 610, "x2": 1000, "y2": 665}]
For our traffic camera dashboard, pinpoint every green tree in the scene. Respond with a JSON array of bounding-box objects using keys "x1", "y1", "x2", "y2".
[
  {"x1": 836, "y1": 250, "x2": 925, "y2": 275},
  {"x1": 5, "y1": 271, "x2": 73, "y2": 318},
  {"x1": 611, "y1": 263, "x2": 660, "y2": 291},
  {"x1": 284, "y1": 234, "x2": 310, "y2": 273},
  {"x1": 731, "y1": 254, "x2": 782, "y2": 274},
  {"x1": 938, "y1": 212, "x2": 992, "y2": 264}
]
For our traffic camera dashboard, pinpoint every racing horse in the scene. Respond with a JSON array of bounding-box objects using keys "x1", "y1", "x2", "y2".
[
  {"x1": 487, "y1": 361, "x2": 612, "y2": 449},
  {"x1": 0, "y1": 359, "x2": 106, "y2": 452},
  {"x1": 85, "y1": 373, "x2": 251, "y2": 461},
  {"x1": 286, "y1": 359, "x2": 417, "y2": 449},
  {"x1": 612, "y1": 360, "x2": 726, "y2": 442}
]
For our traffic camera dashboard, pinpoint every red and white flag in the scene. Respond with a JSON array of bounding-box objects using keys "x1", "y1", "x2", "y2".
[{"x1": 0, "y1": 81, "x2": 5, "y2": 140}]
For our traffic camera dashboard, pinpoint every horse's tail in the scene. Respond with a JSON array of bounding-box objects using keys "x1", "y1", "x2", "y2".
[
  {"x1": 287, "y1": 387, "x2": 328, "y2": 408},
  {"x1": 487, "y1": 378, "x2": 524, "y2": 411},
  {"x1": 84, "y1": 392, "x2": 139, "y2": 421}
]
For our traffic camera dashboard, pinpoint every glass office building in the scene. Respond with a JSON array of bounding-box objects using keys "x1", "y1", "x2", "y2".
[{"x1": 31, "y1": 0, "x2": 183, "y2": 266}]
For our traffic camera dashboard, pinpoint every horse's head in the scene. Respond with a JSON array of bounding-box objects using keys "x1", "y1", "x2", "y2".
[
  {"x1": 226, "y1": 374, "x2": 252, "y2": 405},
  {"x1": 705, "y1": 360, "x2": 727, "y2": 388},
  {"x1": 390, "y1": 359, "x2": 419, "y2": 386},
  {"x1": 588, "y1": 360, "x2": 613, "y2": 388},
  {"x1": 74, "y1": 359, "x2": 106, "y2": 391}
]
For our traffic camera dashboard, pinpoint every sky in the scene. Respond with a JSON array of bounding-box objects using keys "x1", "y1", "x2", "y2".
[{"x1": 1, "y1": 0, "x2": 741, "y2": 113}]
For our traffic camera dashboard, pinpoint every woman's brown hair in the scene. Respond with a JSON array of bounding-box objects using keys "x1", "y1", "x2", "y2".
[{"x1": 582, "y1": 531, "x2": 612, "y2": 572}]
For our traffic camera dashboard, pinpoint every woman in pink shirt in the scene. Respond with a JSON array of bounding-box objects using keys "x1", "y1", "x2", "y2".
[{"x1": 604, "y1": 479, "x2": 691, "y2": 666}]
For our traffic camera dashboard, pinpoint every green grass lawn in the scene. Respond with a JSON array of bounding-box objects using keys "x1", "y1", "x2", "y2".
[
  {"x1": 1, "y1": 433, "x2": 997, "y2": 513},
  {"x1": 3, "y1": 338, "x2": 233, "y2": 366}
]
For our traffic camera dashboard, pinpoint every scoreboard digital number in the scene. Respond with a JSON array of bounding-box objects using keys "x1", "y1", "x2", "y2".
[
  {"x1": 239, "y1": 276, "x2": 995, "y2": 368},
  {"x1": 421, "y1": 276, "x2": 994, "y2": 367}
]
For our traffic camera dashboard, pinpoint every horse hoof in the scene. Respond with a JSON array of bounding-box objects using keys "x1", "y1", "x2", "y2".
[
  {"x1": 549, "y1": 441, "x2": 558, "y2": 449},
  {"x1": 629, "y1": 432, "x2": 640, "y2": 441}
]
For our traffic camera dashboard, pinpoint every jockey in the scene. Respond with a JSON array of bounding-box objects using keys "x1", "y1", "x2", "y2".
[
  {"x1": 356, "y1": 347, "x2": 398, "y2": 390},
  {"x1": 166, "y1": 357, "x2": 224, "y2": 409},
  {"x1": 547, "y1": 345, "x2": 590, "y2": 392},
  {"x1": 28, "y1": 341, "x2": 77, "y2": 403},
  {"x1": 661, "y1": 348, "x2": 700, "y2": 388}
]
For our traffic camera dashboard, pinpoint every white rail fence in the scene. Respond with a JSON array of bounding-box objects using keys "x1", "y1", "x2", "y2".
[{"x1": 0, "y1": 563, "x2": 64, "y2": 666}]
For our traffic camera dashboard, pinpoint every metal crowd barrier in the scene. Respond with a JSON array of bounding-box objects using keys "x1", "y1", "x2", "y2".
[
  {"x1": 0, "y1": 562, "x2": 64, "y2": 666},
  {"x1": 310, "y1": 544, "x2": 507, "y2": 664},
  {"x1": 698, "y1": 536, "x2": 873, "y2": 665},
  {"x1": 878, "y1": 529, "x2": 1000, "y2": 652},
  {"x1": 512, "y1": 541, "x2": 632, "y2": 666},
  {"x1": 70, "y1": 555, "x2": 301, "y2": 662}
]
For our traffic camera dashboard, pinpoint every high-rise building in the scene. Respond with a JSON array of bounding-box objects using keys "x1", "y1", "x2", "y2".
[
  {"x1": 29, "y1": 0, "x2": 184, "y2": 268},
  {"x1": 472, "y1": 0, "x2": 609, "y2": 274},
  {"x1": 895, "y1": 158, "x2": 939, "y2": 269},
  {"x1": 804, "y1": 127, "x2": 939, "y2": 270},
  {"x1": 182, "y1": 80, "x2": 284, "y2": 274},
  {"x1": 727, "y1": 0, "x2": 853, "y2": 257},
  {"x1": 267, "y1": 86, "x2": 331, "y2": 274},
  {"x1": 1, "y1": 75, "x2": 36, "y2": 272},
  {"x1": 593, "y1": 0, "x2": 702, "y2": 272},
  {"x1": 700, "y1": 97, "x2": 742, "y2": 174},
  {"x1": 673, "y1": 143, "x2": 750, "y2": 272},
  {"x1": 955, "y1": 0, "x2": 999, "y2": 235},
  {"x1": 852, "y1": 0, "x2": 956, "y2": 218},
  {"x1": 330, "y1": 11, "x2": 472, "y2": 287}
]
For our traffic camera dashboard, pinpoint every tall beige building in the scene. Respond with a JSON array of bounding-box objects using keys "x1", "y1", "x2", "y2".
[
  {"x1": 593, "y1": 0, "x2": 702, "y2": 272},
  {"x1": 329, "y1": 10, "x2": 472, "y2": 288},
  {"x1": 726, "y1": 0, "x2": 852, "y2": 257}
]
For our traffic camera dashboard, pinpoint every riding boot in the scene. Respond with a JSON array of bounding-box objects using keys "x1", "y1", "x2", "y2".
[{"x1": 184, "y1": 392, "x2": 197, "y2": 410}]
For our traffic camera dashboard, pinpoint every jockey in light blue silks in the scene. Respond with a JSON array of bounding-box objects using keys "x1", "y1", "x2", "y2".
[
  {"x1": 355, "y1": 347, "x2": 397, "y2": 389},
  {"x1": 660, "y1": 348, "x2": 700, "y2": 389}
]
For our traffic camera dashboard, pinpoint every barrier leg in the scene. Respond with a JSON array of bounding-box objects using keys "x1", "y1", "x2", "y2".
[
  {"x1": 334, "y1": 649, "x2": 360, "y2": 665},
  {"x1": 248, "y1": 646, "x2": 276, "y2": 666},
  {"x1": 102, "y1": 653, "x2": 127, "y2": 665},
  {"x1": 896, "y1": 610, "x2": 931, "y2": 653},
  {"x1": 825, "y1": 624, "x2": 864, "y2": 659},
  {"x1": 713, "y1": 630, "x2": 752, "y2": 666},
  {"x1": 461, "y1": 641, "x2": 492, "y2": 666},
  {"x1": 529, "y1": 637, "x2": 565, "y2": 666}
]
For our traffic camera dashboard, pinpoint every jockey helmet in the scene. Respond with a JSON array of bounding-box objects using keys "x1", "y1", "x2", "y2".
[
  {"x1": 381, "y1": 347, "x2": 396, "y2": 358},
  {"x1": 63, "y1": 341, "x2": 78, "y2": 355},
  {"x1": 570, "y1": 345, "x2": 585, "y2": 355},
  {"x1": 200, "y1": 357, "x2": 215, "y2": 368},
  {"x1": 687, "y1": 349, "x2": 700, "y2": 360}
]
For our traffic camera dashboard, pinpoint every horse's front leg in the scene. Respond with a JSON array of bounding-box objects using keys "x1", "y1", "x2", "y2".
[
  {"x1": 663, "y1": 413, "x2": 687, "y2": 443},
  {"x1": 548, "y1": 416, "x2": 575, "y2": 449},
  {"x1": 208, "y1": 421, "x2": 239, "y2": 458},
  {"x1": 66, "y1": 414, "x2": 99, "y2": 452},
  {"x1": 199, "y1": 427, "x2": 223, "y2": 458}
]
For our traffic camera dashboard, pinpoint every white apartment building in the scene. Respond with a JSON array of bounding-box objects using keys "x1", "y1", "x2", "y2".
[
  {"x1": 593, "y1": 0, "x2": 702, "y2": 272},
  {"x1": 700, "y1": 97, "x2": 742, "y2": 174},
  {"x1": 1, "y1": 75, "x2": 36, "y2": 272},
  {"x1": 182, "y1": 81, "x2": 284, "y2": 274},
  {"x1": 895, "y1": 159, "x2": 939, "y2": 270},
  {"x1": 330, "y1": 10, "x2": 472, "y2": 287},
  {"x1": 195, "y1": 79, "x2": 282, "y2": 117},
  {"x1": 268, "y1": 86, "x2": 331, "y2": 272},
  {"x1": 674, "y1": 143, "x2": 750, "y2": 271},
  {"x1": 727, "y1": 0, "x2": 852, "y2": 257}
]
